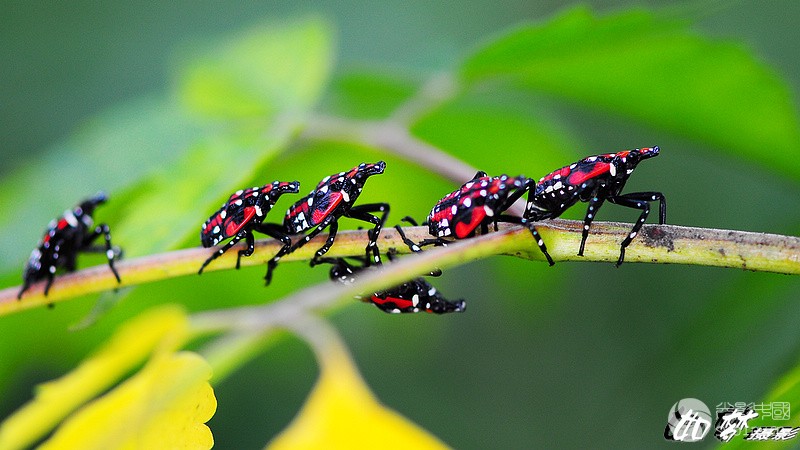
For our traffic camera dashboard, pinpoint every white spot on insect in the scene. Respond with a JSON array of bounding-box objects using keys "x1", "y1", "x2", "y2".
[
  {"x1": 235, "y1": 190, "x2": 243, "y2": 196},
  {"x1": 234, "y1": 199, "x2": 243, "y2": 206},
  {"x1": 479, "y1": 189, "x2": 487, "y2": 197},
  {"x1": 465, "y1": 182, "x2": 475, "y2": 189},
  {"x1": 255, "y1": 205, "x2": 263, "y2": 216},
  {"x1": 443, "y1": 228, "x2": 452, "y2": 236},
  {"x1": 553, "y1": 181, "x2": 563, "y2": 190},
  {"x1": 584, "y1": 225, "x2": 589, "y2": 230},
  {"x1": 537, "y1": 239, "x2": 544, "y2": 246},
  {"x1": 428, "y1": 287, "x2": 437, "y2": 296},
  {"x1": 587, "y1": 156, "x2": 597, "y2": 162},
  {"x1": 451, "y1": 205, "x2": 458, "y2": 215},
  {"x1": 212, "y1": 226, "x2": 220, "y2": 234},
  {"x1": 587, "y1": 213, "x2": 593, "y2": 219},
  {"x1": 626, "y1": 169, "x2": 634, "y2": 175},
  {"x1": 64, "y1": 210, "x2": 78, "y2": 227},
  {"x1": 462, "y1": 197, "x2": 472, "y2": 208},
  {"x1": 106, "y1": 249, "x2": 114, "y2": 259},
  {"x1": 609, "y1": 163, "x2": 617, "y2": 177},
  {"x1": 411, "y1": 245, "x2": 420, "y2": 252},
  {"x1": 320, "y1": 185, "x2": 329, "y2": 194},
  {"x1": 307, "y1": 197, "x2": 314, "y2": 206},
  {"x1": 412, "y1": 294, "x2": 420, "y2": 306},
  {"x1": 342, "y1": 191, "x2": 350, "y2": 203},
  {"x1": 484, "y1": 205, "x2": 494, "y2": 217},
  {"x1": 629, "y1": 231, "x2": 637, "y2": 238},
  {"x1": 49, "y1": 266, "x2": 56, "y2": 273}
]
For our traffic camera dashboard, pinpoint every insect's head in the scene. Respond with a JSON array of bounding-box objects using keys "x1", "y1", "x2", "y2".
[
  {"x1": 77, "y1": 192, "x2": 109, "y2": 216},
  {"x1": 266, "y1": 181, "x2": 300, "y2": 201},
  {"x1": 620, "y1": 146, "x2": 660, "y2": 165},
  {"x1": 352, "y1": 161, "x2": 386, "y2": 182}
]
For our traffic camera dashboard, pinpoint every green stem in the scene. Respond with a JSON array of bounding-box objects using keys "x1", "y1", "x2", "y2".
[{"x1": 3, "y1": 221, "x2": 799, "y2": 317}]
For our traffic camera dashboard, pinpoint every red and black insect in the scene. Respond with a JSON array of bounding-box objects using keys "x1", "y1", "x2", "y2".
[
  {"x1": 324, "y1": 256, "x2": 465, "y2": 314},
  {"x1": 18, "y1": 192, "x2": 121, "y2": 299},
  {"x1": 199, "y1": 181, "x2": 300, "y2": 275},
  {"x1": 265, "y1": 161, "x2": 389, "y2": 284},
  {"x1": 522, "y1": 146, "x2": 666, "y2": 266},
  {"x1": 396, "y1": 171, "x2": 536, "y2": 255}
]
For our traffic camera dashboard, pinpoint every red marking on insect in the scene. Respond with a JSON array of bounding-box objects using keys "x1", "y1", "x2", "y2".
[
  {"x1": 311, "y1": 191, "x2": 343, "y2": 225},
  {"x1": 567, "y1": 161, "x2": 610, "y2": 185},
  {"x1": 224, "y1": 206, "x2": 256, "y2": 237},
  {"x1": 454, "y1": 208, "x2": 486, "y2": 239},
  {"x1": 370, "y1": 294, "x2": 414, "y2": 310}
]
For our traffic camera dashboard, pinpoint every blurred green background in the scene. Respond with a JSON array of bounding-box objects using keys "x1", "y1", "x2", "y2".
[{"x1": 2, "y1": 1, "x2": 800, "y2": 448}]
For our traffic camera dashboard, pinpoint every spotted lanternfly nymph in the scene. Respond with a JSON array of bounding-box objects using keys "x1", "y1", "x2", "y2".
[
  {"x1": 396, "y1": 171, "x2": 533, "y2": 254},
  {"x1": 18, "y1": 192, "x2": 121, "y2": 299},
  {"x1": 199, "y1": 180, "x2": 300, "y2": 275},
  {"x1": 323, "y1": 257, "x2": 465, "y2": 314},
  {"x1": 264, "y1": 161, "x2": 389, "y2": 285},
  {"x1": 523, "y1": 146, "x2": 666, "y2": 266}
]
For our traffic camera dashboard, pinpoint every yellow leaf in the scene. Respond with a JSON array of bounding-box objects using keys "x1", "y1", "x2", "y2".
[
  {"x1": 267, "y1": 341, "x2": 449, "y2": 450},
  {"x1": 40, "y1": 351, "x2": 216, "y2": 450},
  {"x1": 0, "y1": 305, "x2": 188, "y2": 450}
]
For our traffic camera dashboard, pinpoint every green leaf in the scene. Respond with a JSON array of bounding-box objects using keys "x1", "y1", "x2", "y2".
[
  {"x1": 320, "y1": 70, "x2": 420, "y2": 120},
  {"x1": 0, "y1": 98, "x2": 201, "y2": 274},
  {"x1": 107, "y1": 17, "x2": 335, "y2": 256},
  {"x1": 461, "y1": 6, "x2": 800, "y2": 178},
  {"x1": 411, "y1": 86, "x2": 580, "y2": 182},
  {"x1": 178, "y1": 16, "x2": 333, "y2": 121}
]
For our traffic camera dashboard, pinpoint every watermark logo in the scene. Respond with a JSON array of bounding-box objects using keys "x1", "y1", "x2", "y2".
[
  {"x1": 664, "y1": 398, "x2": 712, "y2": 442},
  {"x1": 715, "y1": 407, "x2": 759, "y2": 442},
  {"x1": 665, "y1": 399, "x2": 798, "y2": 443}
]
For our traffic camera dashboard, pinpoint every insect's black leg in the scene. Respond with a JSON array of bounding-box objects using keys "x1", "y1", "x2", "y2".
[
  {"x1": 198, "y1": 233, "x2": 244, "y2": 275},
  {"x1": 98, "y1": 224, "x2": 120, "y2": 283},
  {"x1": 400, "y1": 216, "x2": 419, "y2": 226},
  {"x1": 43, "y1": 270, "x2": 55, "y2": 297},
  {"x1": 392, "y1": 226, "x2": 442, "y2": 276},
  {"x1": 82, "y1": 223, "x2": 121, "y2": 283},
  {"x1": 639, "y1": 192, "x2": 667, "y2": 224},
  {"x1": 525, "y1": 223, "x2": 555, "y2": 266},
  {"x1": 346, "y1": 203, "x2": 390, "y2": 266},
  {"x1": 578, "y1": 196, "x2": 606, "y2": 257},
  {"x1": 256, "y1": 223, "x2": 294, "y2": 286},
  {"x1": 17, "y1": 279, "x2": 31, "y2": 300},
  {"x1": 236, "y1": 231, "x2": 255, "y2": 270},
  {"x1": 310, "y1": 219, "x2": 338, "y2": 266},
  {"x1": 606, "y1": 192, "x2": 659, "y2": 266}
]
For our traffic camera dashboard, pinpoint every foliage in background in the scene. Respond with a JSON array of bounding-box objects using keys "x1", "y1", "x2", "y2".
[{"x1": 1, "y1": 5, "x2": 799, "y2": 449}]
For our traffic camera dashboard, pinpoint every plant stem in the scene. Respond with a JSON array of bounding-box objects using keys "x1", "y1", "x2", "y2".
[{"x1": 3, "y1": 220, "x2": 799, "y2": 316}]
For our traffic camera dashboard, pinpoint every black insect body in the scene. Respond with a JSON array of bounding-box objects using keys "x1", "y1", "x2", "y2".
[
  {"x1": 265, "y1": 161, "x2": 389, "y2": 284},
  {"x1": 396, "y1": 171, "x2": 542, "y2": 260},
  {"x1": 523, "y1": 146, "x2": 666, "y2": 266},
  {"x1": 18, "y1": 192, "x2": 121, "y2": 299},
  {"x1": 324, "y1": 257, "x2": 465, "y2": 314},
  {"x1": 198, "y1": 181, "x2": 300, "y2": 276}
]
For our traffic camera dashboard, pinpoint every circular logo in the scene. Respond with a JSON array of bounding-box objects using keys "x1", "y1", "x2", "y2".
[{"x1": 664, "y1": 398, "x2": 712, "y2": 442}]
